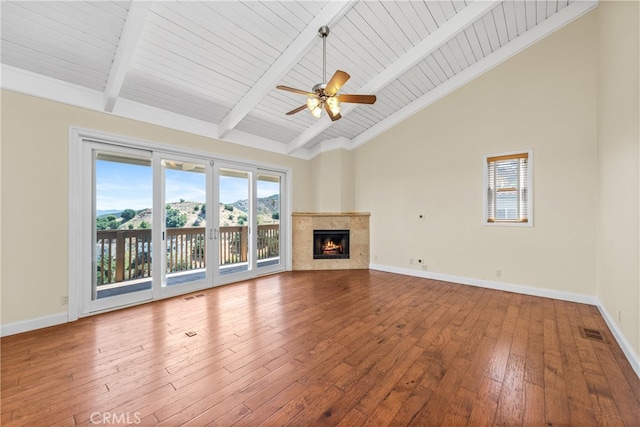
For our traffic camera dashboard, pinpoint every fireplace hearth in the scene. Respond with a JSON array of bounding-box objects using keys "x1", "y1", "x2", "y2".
[{"x1": 313, "y1": 229, "x2": 350, "y2": 259}]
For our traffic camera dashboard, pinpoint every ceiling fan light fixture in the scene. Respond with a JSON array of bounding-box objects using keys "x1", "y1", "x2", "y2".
[
  {"x1": 307, "y1": 97, "x2": 323, "y2": 118},
  {"x1": 326, "y1": 96, "x2": 340, "y2": 115}
]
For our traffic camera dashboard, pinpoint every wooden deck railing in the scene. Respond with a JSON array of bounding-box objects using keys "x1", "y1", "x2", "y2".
[{"x1": 96, "y1": 225, "x2": 279, "y2": 285}]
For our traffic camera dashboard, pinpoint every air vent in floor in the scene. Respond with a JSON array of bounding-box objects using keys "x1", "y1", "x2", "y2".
[
  {"x1": 184, "y1": 294, "x2": 205, "y2": 301},
  {"x1": 579, "y1": 327, "x2": 609, "y2": 343}
]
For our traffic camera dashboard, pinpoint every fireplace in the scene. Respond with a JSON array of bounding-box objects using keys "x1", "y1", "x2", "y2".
[{"x1": 313, "y1": 229, "x2": 350, "y2": 259}]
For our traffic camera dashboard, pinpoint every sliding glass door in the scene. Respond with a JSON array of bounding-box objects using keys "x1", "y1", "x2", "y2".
[
  {"x1": 213, "y1": 165, "x2": 287, "y2": 283},
  {"x1": 214, "y1": 164, "x2": 255, "y2": 283},
  {"x1": 159, "y1": 155, "x2": 212, "y2": 296},
  {"x1": 256, "y1": 171, "x2": 285, "y2": 275},
  {"x1": 78, "y1": 135, "x2": 287, "y2": 315},
  {"x1": 90, "y1": 145, "x2": 154, "y2": 312}
]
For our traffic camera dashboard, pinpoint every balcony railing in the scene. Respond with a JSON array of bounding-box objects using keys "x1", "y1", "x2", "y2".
[{"x1": 96, "y1": 225, "x2": 279, "y2": 285}]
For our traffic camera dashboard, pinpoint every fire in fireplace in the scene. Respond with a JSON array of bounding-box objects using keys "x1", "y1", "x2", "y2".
[{"x1": 313, "y1": 229, "x2": 350, "y2": 259}]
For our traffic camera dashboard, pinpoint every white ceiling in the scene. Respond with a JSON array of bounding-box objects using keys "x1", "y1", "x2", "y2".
[{"x1": 1, "y1": 0, "x2": 597, "y2": 159}]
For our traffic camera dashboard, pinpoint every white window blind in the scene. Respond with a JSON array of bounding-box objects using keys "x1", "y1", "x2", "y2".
[{"x1": 486, "y1": 152, "x2": 530, "y2": 224}]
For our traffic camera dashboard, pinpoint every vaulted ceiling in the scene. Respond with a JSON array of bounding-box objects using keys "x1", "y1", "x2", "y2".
[{"x1": 1, "y1": 0, "x2": 597, "y2": 158}]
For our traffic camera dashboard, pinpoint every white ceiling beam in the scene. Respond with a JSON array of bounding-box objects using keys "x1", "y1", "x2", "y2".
[
  {"x1": 348, "y1": 0, "x2": 599, "y2": 151},
  {"x1": 103, "y1": 2, "x2": 152, "y2": 112},
  {"x1": 216, "y1": 1, "x2": 355, "y2": 139},
  {"x1": 286, "y1": 0, "x2": 501, "y2": 154}
]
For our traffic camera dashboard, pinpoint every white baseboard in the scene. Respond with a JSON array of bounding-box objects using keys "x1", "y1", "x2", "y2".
[
  {"x1": 0, "y1": 312, "x2": 68, "y2": 337},
  {"x1": 596, "y1": 304, "x2": 640, "y2": 378},
  {"x1": 369, "y1": 263, "x2": 598, "y2": 305},
  {"x1": 369, "y1": 263, "x2": 639, "y2": 378}
]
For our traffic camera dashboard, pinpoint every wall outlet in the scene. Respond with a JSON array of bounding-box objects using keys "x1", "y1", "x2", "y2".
[
  {"x1": 496, "y1": 270, "x2": 502, "y2": 278},
  {"x1": 618, "y1": 310, "x2": 622, "y2": 322},
  {"x1": 421, "y1": 264, "x2": 428, "y2": 271},
  {"x1": 61, "y1": 295, "x2": 68, "y2": 305},
  {"x1": 409, "y1": 258, "x2": 414, "y2": 265}
]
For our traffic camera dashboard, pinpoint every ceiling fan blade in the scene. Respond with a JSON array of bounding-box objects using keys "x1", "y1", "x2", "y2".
[
  {"x1": 325, "y1": 70, "x2": 350, "y2": 96},
  {"x1": 338, "y1": 94, "x2": 377, "y2": 104},
  {"x1": 324, "y1": 103, "x2": 341, "y2": 122},
  {"x1": 276, "y1": 85, "x2": 315, "y2": 97},
  {"x1": 286, "y1": 105, "x2": 308, "y2": 115}
]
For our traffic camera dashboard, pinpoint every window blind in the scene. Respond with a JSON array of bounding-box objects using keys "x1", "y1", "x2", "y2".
[{"x1": 487, "y1": 153, "x2": 529, "y2": 223}]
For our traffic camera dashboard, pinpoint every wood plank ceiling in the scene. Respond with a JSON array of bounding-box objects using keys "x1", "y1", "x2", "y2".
[{"x1": 1, "y1": 0, "x2": 597, "y2": 159}]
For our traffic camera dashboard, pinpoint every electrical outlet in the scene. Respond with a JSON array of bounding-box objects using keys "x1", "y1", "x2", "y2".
[
  {"x1": 61, "y1": 295, "x2": 68, "y2": 305},
  {"x1": 496, "y1": 270, "x2": 502, "y2": 278},
  {"x1": 422, "y1": 264, "x2": 428, "y2": 271},
  {"x1": 409, "y1": 258, "x2": 414, "y2": 265},
  {"x1": 618, "y1": 310, "x2": 622, "y2": 322}
]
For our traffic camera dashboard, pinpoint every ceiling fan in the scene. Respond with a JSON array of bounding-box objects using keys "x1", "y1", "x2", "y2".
[{"x1": 276, "y1": 26, "x2": 376, "y2": 122}]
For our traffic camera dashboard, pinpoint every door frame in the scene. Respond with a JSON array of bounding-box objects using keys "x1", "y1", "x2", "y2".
[
  {"x1": 213, "y1": 162, "x2": 258, "y2": 285},
  {"x1": 69, "y1": 128, "x2": 292, "y2": 321},
  {"x1": 83, "y1": 142, "x2": 155, "y2": 314},
  {"x1": 154, "y1": 152, "x2": 215, "y2": 300},
  {"x1": 255, "y1": 169, "x2": 287, "y2": 276}
]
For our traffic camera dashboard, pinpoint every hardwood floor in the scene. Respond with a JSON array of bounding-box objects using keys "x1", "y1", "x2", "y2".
[{"x1": 2, "y1": 270, "x2": 639, "y2": 426}]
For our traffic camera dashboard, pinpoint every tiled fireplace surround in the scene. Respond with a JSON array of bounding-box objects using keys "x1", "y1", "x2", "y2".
[{"x1": 292, "y1": 212, "x2": 370, "y2": 270}]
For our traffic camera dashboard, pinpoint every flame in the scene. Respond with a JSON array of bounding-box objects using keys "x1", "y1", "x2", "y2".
[{"x1": 322, "y1": 239, "x2": 343, "y2": 254}]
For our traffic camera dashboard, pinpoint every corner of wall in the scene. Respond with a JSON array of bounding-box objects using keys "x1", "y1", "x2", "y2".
[{"x1": 595, "y1": 0, "x2": 640, "y2": 359}]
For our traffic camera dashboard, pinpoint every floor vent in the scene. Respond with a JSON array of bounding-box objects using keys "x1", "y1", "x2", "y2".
[
  {"x1": 579, "y1": 327, "x2": 608, "y2": 343},
  {"x1": 184, "y1": 294, "x2": 205, "y2": 301}
]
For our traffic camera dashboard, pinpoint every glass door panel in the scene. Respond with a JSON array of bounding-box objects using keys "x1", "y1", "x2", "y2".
[
  {"x1": 256, "y1": 172, "x2": 284, "y2": 274},
  {"x1": 215, "y1": 166, "x2": 253, "y2": 280},
  {"x1": 91, "y1": 148, "x2": 153, "y2": 311},
  {"x1": 161, "y1": 158, "x2": 209, "y2": 291}
]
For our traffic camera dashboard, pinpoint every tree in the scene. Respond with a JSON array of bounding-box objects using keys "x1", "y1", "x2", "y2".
[
  {"x1": 166, "y1": 206, "x2": 187, "y2": 228},
  {"x1": 120, "y1": 209, "x2": 136, "y2": 222},
  {"x1": 140, "y1": 221, "x2": 150, "y2": 229},
  {"x1": 96, "y1": 214, "x2": 119, "y2": 230}
]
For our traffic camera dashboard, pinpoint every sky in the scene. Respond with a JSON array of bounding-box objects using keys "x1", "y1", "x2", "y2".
[{"x1": 96, "y1": 159, "x2": 279, "y2": 212}]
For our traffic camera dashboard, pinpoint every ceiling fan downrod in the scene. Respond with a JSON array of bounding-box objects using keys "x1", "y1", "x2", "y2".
[{"x1": 318, "y1": 26, "x2": 330, "y2": 85}]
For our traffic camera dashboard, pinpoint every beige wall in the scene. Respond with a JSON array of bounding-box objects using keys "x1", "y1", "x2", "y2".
[
  {"x1": 596, "y1": 1, "x2": 640, "y2": 355},
  {"x1": 354, "y1": 9, "x2": 599, "y2": 296},
  {"x1": 0, "y1": 91, "x2": 312, "y2": 324},
  {"x1": 310, "y1": 148, "x2": 354, "y2": 212}
]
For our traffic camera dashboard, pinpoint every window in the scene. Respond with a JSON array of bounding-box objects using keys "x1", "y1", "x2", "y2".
[{"x1": 485, "y1": 150, "x2": 532, "y2": 225}]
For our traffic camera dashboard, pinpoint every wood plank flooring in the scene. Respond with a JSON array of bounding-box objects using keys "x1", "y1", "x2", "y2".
[{"x1": 2, "y1": 270, "x2": 639, "y2": 426}]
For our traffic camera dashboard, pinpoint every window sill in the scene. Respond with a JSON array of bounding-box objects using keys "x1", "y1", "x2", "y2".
[{"x1": 484, "y1": 220, "x2": 533, "y2": 227}]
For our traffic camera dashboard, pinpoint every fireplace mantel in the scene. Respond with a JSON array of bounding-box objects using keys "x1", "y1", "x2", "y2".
[{"x1": 292, "y1": 212, "x2": 370, "y2": 270}]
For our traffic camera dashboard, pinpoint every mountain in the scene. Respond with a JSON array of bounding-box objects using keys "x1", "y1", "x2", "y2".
[
  {"x1": 230, "y1": 194, "x2": 279, "y2": 217},
  {"x1": 104, "y1": 194, "x2": 280, "y2": 230},
  {"x1": 97, "y1": 209, "x2": 122, "y2": 217}
]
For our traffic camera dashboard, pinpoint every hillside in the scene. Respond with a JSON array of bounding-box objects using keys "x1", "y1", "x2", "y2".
[{"x1": 98, "y1": 195, "x2": 280, "y2": 230}]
